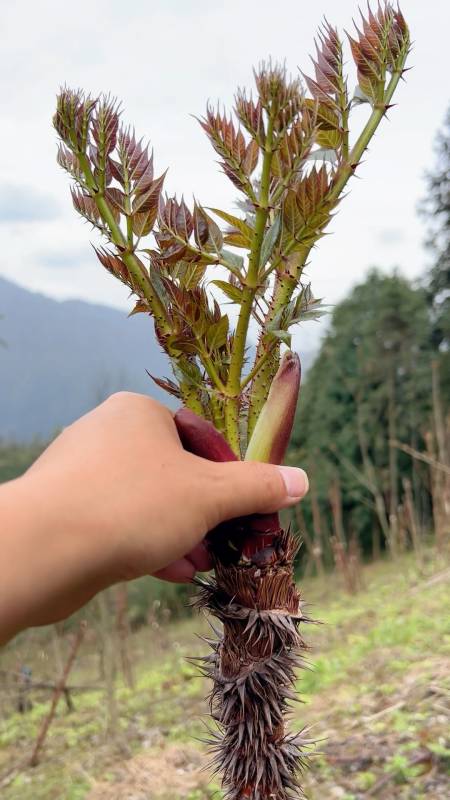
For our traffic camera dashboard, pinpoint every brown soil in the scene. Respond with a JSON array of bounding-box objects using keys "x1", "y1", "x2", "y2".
[{"x1": 86, "y1": 743, "x2": 210, "y2": 799}]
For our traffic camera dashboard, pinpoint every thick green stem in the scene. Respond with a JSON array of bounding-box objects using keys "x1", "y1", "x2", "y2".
[
  {"x1": 247, "y1": 272, "x2": 304, "y2": 440},
  {"x1": 329, "y1": 69, "x2": 404, "y2": 203},
  {"x1": 211, "y1": 394, "x2": 226, "y2": 434},
  {"x1": 224, "y1": 115, "x2": 275, "y2": 454},
  {"x1": 182, "y1": 385, "x2": 205, "y2": 416},
  {"x1": 240, "y1": 344, "x2": 276, "y2": 391},
  {"x1": 340, "y1": 103, "x2": 350, "y2": 162},
  {"x1": 198, "y1": 346, "x2": 227, "y2": 394},
  {"x1": 247, "y1": 67, "x2": 405, "y2": 438}
]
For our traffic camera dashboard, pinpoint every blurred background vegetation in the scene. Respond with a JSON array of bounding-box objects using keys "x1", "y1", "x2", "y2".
[{"x1": 287, "y1": 108, "x2": 449, "y2": 576}]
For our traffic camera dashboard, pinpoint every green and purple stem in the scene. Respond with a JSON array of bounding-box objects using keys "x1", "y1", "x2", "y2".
[{"x1": 174, "y1": 350, "x2": 301, "y2": 560}]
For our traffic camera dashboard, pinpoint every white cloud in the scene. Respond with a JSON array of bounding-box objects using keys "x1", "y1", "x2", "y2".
[{"x1": 0, "y1": 183, "x2": 60, "y2": 222}]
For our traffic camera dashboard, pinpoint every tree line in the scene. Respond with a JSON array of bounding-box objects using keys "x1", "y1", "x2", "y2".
[{"x1": 290, "y1": 108, "x2": 450, "y2": 577}]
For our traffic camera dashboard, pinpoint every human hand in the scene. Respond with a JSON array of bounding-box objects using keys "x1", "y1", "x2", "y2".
[{"x1": 0, "y1": 392, "x2": 308, "y2": 640}]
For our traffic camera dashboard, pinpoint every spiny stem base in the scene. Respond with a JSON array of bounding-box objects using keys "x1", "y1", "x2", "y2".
[{"x1": 194, "y1": 528, "x2": 312, "y2": 799}]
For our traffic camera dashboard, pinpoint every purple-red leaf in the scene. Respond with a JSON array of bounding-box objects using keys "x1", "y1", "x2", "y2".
[
  {"x1": 105, "y1": 187, "x2": 127, "y2": 214},
  {"x1": 132, "y1": 171, "x2": 166, "y2": 214},
  {"x1": 193, "y1": 203, "x2": 210, "y2": 247}
]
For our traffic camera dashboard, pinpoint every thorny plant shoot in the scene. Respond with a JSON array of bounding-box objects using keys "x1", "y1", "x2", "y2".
[{"x1": 54, "y1": 4, "x2": 410, "y2": 798}]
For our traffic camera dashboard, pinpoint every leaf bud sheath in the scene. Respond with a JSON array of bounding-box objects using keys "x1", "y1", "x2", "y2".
[{"x1": 245, "y1": 350, "x2": 301, "y2": 465}]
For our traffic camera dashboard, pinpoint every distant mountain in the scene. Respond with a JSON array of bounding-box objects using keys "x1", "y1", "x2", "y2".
[
  {"x1": 0, "y1": 276, "x2": 321, "y2": 442},
  {"x1": 0, "y1": 277, "x2": 172, "y2": 442}
]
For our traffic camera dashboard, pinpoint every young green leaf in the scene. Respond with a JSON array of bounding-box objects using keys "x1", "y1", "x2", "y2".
[
  {"x1": 206, "y1": 315, "x2": 229, "y2": 350},
  {"x1": 260, "y1": 215, "x2": 281, "y2": 269},
  {"x1": 209, "y1": 208, "x2": 254, "y2": 248},
  {"x1": 212, "y1": 280, "x2": 243, "y2": 304}
]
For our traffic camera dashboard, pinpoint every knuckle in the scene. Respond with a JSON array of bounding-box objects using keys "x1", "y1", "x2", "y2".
[
  {"x1": 107, "y1": 390, "x2": 139, "y2": 405},
  {"x1": 252, "y1": 463, "x2": 280, "y2": 504},
  {"x1": 107, "y1": 392, "x2": 162, "y2": 414},
  {"x1": 204, "y1": 462, "x2": 235, "y2": 523}
]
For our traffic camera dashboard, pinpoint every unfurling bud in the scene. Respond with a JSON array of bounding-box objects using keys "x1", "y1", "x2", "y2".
[{"x1": 245, "y1": 351, "x2": 301, "y2": 465}]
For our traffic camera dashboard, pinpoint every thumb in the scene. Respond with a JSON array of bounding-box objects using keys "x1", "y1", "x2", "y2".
[{"x1": 206, "y1": 461, "x2": 309, "y2": 527}]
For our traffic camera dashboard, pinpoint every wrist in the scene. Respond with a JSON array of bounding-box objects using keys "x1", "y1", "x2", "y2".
[
  {"x1": 0, "y1": 476, "x2": 47, "y2": 640},
  {"x1": 0, "y1": 471, "x2": 113, "y2": 641}
]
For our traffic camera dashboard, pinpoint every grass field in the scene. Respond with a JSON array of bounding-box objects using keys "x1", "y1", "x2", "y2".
[{"x1": 0, "y1": 553, "x2": 449, "y2": 799}]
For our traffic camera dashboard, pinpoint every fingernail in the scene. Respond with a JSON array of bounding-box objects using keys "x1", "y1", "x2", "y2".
[{"x1": 277, "y1": 466, "x2": 309, "y2": 500}]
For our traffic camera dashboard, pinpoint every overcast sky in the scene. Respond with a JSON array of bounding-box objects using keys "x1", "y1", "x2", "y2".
[{"x1": 0, "y1": 0, "x2": 447, "y2": 348}]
